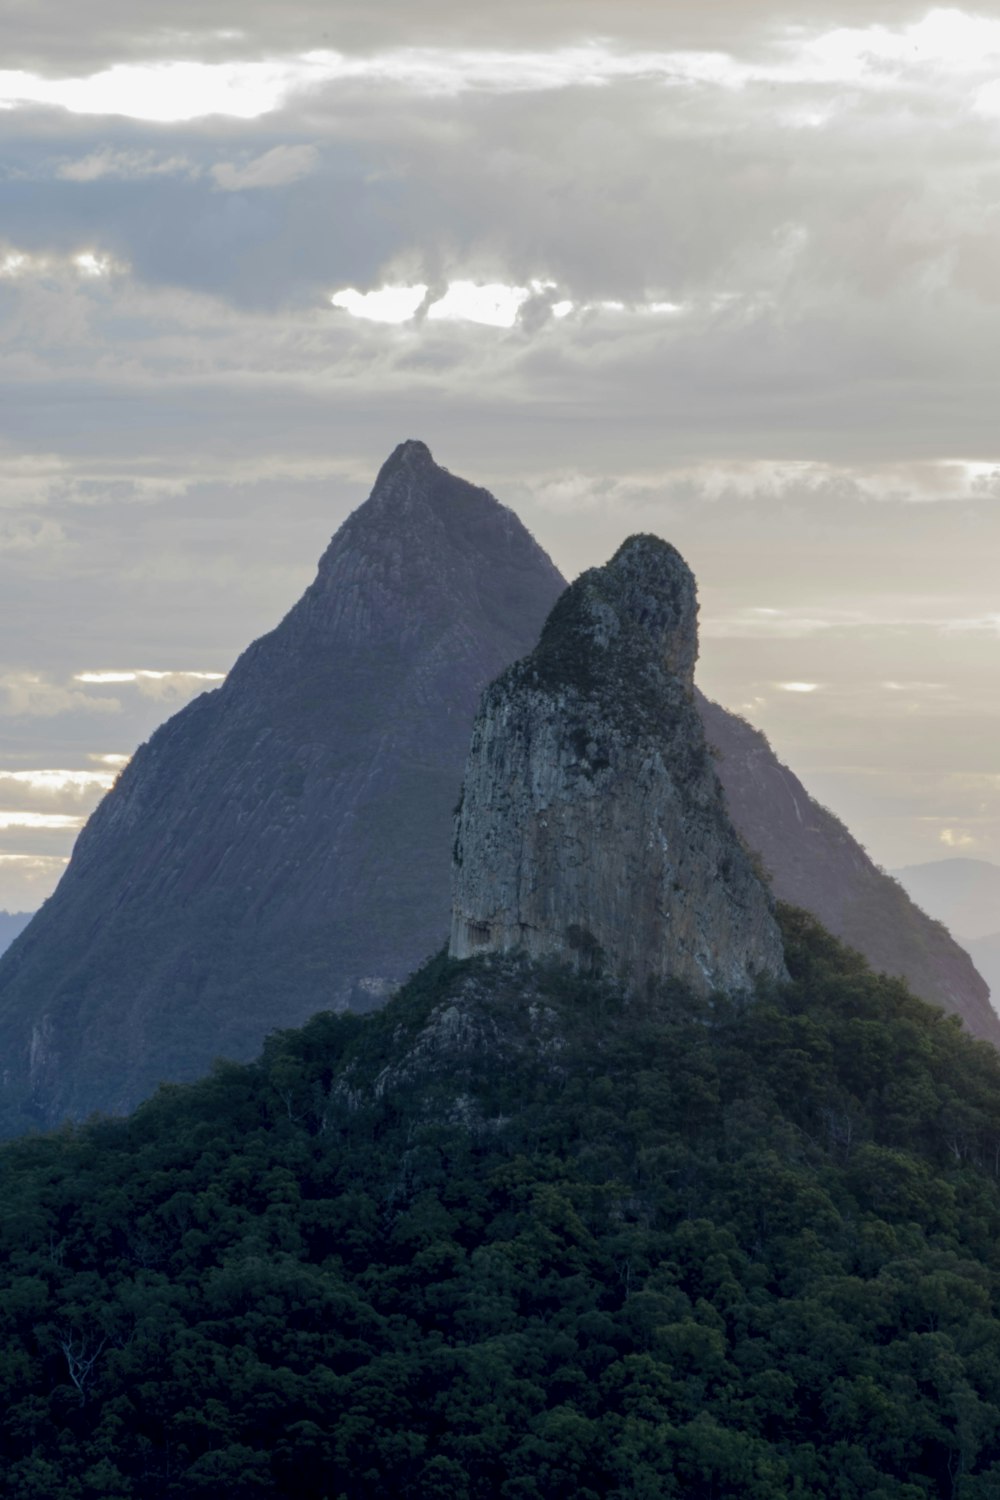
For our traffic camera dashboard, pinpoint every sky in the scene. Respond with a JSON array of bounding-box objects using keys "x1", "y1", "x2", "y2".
[{"x1": 0, "y1": 0, "x2": 999, "y2": 911}]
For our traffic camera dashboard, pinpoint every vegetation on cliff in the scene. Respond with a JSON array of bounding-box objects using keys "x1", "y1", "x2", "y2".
[{"x1": 3, "y1": 910, "x2": 1000, "y2": 1496}]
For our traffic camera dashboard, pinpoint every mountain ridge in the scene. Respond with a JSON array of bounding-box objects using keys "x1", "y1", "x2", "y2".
[{"x1": 0, "y1": 441, "x2": 995, "y2": 1133}]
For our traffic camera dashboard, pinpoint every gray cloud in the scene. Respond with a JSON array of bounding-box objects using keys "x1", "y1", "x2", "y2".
[{"x1": 0, "y1": 0, "x2": 998, "y2": 906}]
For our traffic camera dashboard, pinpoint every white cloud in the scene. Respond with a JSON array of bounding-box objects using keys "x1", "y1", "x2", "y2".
[
  {"x1": 0, "y1": 673, "x2": 121, "y2": 719},
  {"x1": 0, "y1": 60, "x2": 300, "y2": 123},
  {"x1": 73, "y1": 670, "x2": 225, "y2": 702},
  {"x1": 74, "y1": 669, "x2": 224, "y2": 684},
  {"x1": 776, "y1": 681, "x2": 821, "y2": 693},
  {"x1": 0, "y1": 811, "x2": 83, "y2": 831},
  {"x1": 0, "y1": 769, "x2": 115, "y2": 795},
  {"x1": 330, "y1": 283, "x2": 428, "y2": 323},
  {"x1": 0, "y1": 246, "x2": 125, "y2": 281},
  {"x1": 57, "y1": 148, "x2": 197, "y2": 182},
  {"x1": 211, "y1": 143, "x2": 320, "y2": 191},
  {"x1": 73, "y1": 251, "x2": 117, "y2": 278},
  {"x1": 427, "y1": 280, "x2": 532, "y2": 328},
  {"x1": 4, "y1": 16, "x2": 1000, "y2": 128},
  {"x1": 940, "y1": 827, "x2": 977, "y2": 848}
]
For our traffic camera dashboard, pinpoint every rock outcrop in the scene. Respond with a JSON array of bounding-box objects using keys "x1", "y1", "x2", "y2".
[
  {"x1": 0, "y1": 441, "x2": 565, "y2": 1131},
  {"x1": 451, "y1": 536, "x2": 788, "y2": 995}
]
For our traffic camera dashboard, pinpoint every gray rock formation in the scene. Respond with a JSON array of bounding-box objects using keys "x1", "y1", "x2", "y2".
[
  {"x1": 0, "y1": 441, "x2": 565, "y2": 1132},
  {"x1": 451, "y1": 536, "x2": 788, "y2": 995}
]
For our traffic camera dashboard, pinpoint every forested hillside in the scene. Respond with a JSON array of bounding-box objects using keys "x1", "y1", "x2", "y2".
[{"x1": 3, "y1": 909, "x2": 1000, "y2": 1497}]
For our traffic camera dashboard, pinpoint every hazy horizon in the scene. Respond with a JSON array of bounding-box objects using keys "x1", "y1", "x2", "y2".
[{"x1": 1, "y1": 0, "x2": 999, "y2": 910}]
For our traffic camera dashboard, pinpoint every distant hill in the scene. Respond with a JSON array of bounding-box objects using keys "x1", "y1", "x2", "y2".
[
  {"x1": 0, "y1": 912, "x2": 32, "y2": 958},
  {"x1": 892, "y1": 857, "x2": 1000, "y2": 941}
]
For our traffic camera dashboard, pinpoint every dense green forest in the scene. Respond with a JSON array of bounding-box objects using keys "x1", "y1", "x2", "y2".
[{"x1": 4, "y1": 908, "x2": 1000, "y2": 1497}]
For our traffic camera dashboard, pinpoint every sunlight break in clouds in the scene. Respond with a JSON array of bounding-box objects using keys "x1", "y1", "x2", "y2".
[
  {"x1": 74, "y1": 671, "x2": 225, "y2": 685},
  {"x1": 776, "y1": 682, "x2": 821, "y2": 693},
  {"x1": 5, "y1": 15, "x2": 1000, "y2": 124},
  {"x1": 330, "y1": 284, "x2": 429, "y2": 324},
  {"x1": 941, "y1": 827, "x2": 977, "y2": 848},
  {"x1": 0, "y1": 812, "x2": 82, "y2": 832},
  {"x1": 426, "y1": 281, "x2": 534, "y2": 329},
  {"x1": 0, "y1": 770, "x2": 115, "y2": 795}
]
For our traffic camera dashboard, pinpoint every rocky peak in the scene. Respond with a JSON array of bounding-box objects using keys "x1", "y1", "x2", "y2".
[
  {"x1": 0, "y1": 444, "x2": 565, "y2": 1131},
  {"x1": 450, "y1": 535, "x2": 787, "y2": 997}
]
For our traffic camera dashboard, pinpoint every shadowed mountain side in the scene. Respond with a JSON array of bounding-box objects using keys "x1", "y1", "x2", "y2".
[
  {"x1": 0, "y1": 442, "x2": 566, "y2": 1131},
  {"x1": 698, "y1": 694, "x2": 1000, "y2": 1046}
]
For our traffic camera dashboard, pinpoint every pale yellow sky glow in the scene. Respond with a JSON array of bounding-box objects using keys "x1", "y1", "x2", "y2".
[
  {"x1": 0, "y1": 811, "x2": 83, "y2": 831},
  {"x1": 74, "y1": 670, "x2": 226, "y2": 684}
]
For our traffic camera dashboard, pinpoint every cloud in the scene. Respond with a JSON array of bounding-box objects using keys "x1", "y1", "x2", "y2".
[
  {"x1": 56, "y1": 148, "x2": 197, "y2": 182},
  {"x1": 73, "y1": 669, "x2": 225, "y2": 702},
  {"x1": 0, "y1": 673, "x2": 121, "y2": 719},
  {"x1": 0, "y1": 811, "x2": 83, "y2": 831},
  {"x1": 0, "y1": 517, "x2": 65, "y2": 552},
  {"x1": 0, "y1": 768, "x2": 115, "y2": 795},
  {"x1": 940, "y1": 828, "x2": 977, "y2": 849},
  {"x1": 211, "y1": 144, "x2": 320, "y2": 190}
]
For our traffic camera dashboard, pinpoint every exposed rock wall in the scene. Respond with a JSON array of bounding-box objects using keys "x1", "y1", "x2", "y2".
[{"x1": 451, "y1": 536, "x2": 787, "y2": 996}]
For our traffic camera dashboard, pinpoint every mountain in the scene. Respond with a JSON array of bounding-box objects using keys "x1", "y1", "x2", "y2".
[
  {"x1": 0, "y1": 443, "x2": 994, "y2": 1135},
  {"x1": 452, "y1": 535, "x2": 786, "y2": 993},
  {"x1": 891, "y1": 858, "x2": 1000, "y2": 941},
  {"x1": 0, "y1": 441, "x2": 565, "y2": 1132},
  {"x1": 699, "y1": 702, "x2": 1000, "y2": 1046},
  {"x1": 0, "y1": 912, "x2": 32, "y2": 958},
  {"x1": 4, "y1": 908, "x2": 1000, "y2": 1496}
]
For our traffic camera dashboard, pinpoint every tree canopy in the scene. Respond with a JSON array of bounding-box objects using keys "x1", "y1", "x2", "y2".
[{"x1": 3, "y1": 907, "x2": 1000, "y2": 1497}]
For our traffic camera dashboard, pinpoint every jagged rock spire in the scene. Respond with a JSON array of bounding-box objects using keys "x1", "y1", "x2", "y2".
[{"x1": 450, "y1": 535, "x2": 788, "y2": 996}]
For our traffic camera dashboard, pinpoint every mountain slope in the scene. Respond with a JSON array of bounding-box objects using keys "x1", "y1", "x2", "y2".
[
  {"x1": 892, "y1": 858, "x2": 1000, "y2": 941},
  {"x1": 0, "y1": 441, "x2": 565, "y2": 1131},
  {"x1": 698, "y1": 697, "x2": 1000, "y2": 1045},
  {"x1": 4, "y1": 911, "x2": 1000, "y2": 1497}
]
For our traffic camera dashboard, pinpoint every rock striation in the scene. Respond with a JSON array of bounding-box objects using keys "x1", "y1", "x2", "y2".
[
  {"x1": 0, "y1": 441, "x2": 565, "y2": 1131},
  {"x1": 451, "y1": 536, "x2": 788, "y2": 995}
]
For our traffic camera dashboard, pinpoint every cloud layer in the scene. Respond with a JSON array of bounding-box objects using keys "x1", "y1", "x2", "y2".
[{"x1": 0, "y1": 0, "x2": 998, "y2": 905}]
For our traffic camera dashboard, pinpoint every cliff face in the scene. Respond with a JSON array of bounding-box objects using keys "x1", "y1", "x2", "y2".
[
  {"x1": 698, "y1": 696, "x2": 1000, "y2": 1046},
  {"x1": 0, "y1": 441, "x2": 565, "y2": 1130},
  {"x1": 451, "y1": 536, "x2": 787, "y2": 995}
]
